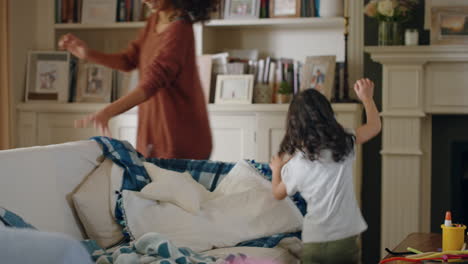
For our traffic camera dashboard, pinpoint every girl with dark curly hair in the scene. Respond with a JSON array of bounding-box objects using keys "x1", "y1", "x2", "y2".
[
  {"x1": 270, "y1": 78, "x2": 381, "y2": 264},
  {"x1": 59, "y1": 0, "x2": 218, "y2": 159}
]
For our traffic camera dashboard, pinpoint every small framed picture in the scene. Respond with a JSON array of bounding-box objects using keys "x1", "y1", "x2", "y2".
[
  {"x1": 431, "y1": 6, "x2": 468, "y2": 45},
  {"x1": 300, "y1": 56, "x2": 336, "y2": 100},
  {"x1": 75, "y1": 61, "x2": 113, "y2": 103},
  {"x1": 224, "y1": 0, "x2": 260, "y2": 19},
  {"x1": 25, "y1": 51, "x2": 71, "y2": 102},
  {"x1": 270, "y1": 0, "x2": 301, "y2": 18},
  {"x1": 215, "y1": 74, "x2": 254, "y2": 104},
  {"x1": 81, "y1": 0, "x2": 118, "y2": 24}
]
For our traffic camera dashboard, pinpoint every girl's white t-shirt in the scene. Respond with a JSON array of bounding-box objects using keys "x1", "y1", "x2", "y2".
[{"x1": 281, "y1": 149, "x2": 367, "y2": 243}]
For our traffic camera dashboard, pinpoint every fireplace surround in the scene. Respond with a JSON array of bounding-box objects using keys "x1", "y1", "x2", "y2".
[{"x1": 366, "y1": 46, "x2": 468, "y2": 257}]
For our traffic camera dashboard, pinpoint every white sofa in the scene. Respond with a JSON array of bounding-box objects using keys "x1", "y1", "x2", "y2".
[{"x1": 0, "y1": 140, "x2": 301, "y2": 263}]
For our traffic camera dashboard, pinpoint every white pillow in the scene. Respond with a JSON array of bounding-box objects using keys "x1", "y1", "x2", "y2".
[
  {"x1": 141, "y1": 162, "x2": 212, "y2": 214},
  {"x1": 72, "y1": 159, "x2": 124, "y2": 248},
  {"x1": 122, "y1": 160, "x2": 303, "y2": 252}
]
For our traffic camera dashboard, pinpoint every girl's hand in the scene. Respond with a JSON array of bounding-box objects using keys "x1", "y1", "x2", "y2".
[
  {"x1": 58, "y1": 33, "x2": 90, "y2": 60},
  {"x1": 75, "y1": 110, "x2": 112, "y2": 137},
  {"x1": 354, "y1": 78, "x2": 375, "y2": 102},
  {"x1": 269, "y1": 155, "x2": 290, "y2": 173}
]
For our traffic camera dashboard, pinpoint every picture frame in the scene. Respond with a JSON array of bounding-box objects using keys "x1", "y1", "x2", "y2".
[
  {"x1": 81, "y1": 0, "x2": 118, "y2": 24},
  {"x1": 196, "y1": 55, "x2": 213, "y2": 103},
  {"x1": 75, "y1": 60, "x2": 113, "y2": 103},
  {"x1": 431, "y1": 6, "x2": 468, "y2": 45},
  {"x1": 224, "y1": 0, "x2": 260, "y2": 20},
  {"x1": 300, "y1": 56, "x2": 336, "y2": 100},
  {"x1": 270, "y1": 0, "x2": 301, "y2": 18},
  {"x1": 25, "y1": 51, "x2": 71, "y2": 102},
  {"x1": 215, "y1": 74, "x2": 254, "y2": 104},
  {"x1": 116, "y1": 70, "x2": 139, "y2": 99},
  {"x1": 424, "y1": 0, "x2": 468, "y2": 29}
]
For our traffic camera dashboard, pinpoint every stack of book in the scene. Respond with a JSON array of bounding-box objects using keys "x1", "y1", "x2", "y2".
[{"x1": 55, "y1": 0, "x2": 151, "y2": 24}]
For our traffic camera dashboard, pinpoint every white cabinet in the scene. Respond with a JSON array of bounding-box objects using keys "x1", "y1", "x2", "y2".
[
  {"x1": 110, "y1": 114, "x2": 138, "y2": 148},
  {"x1": 37, "y1": 113, "x2": 99, "y2": 145},
  {"x1": 256, "y1": 114, "x2": 287, "y2": 163},
  {"x1": 209, "y1": 114, "x2": 256, "y2": 162}
]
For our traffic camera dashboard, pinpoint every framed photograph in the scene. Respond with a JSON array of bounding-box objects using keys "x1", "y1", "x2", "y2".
[
  {"x1": 215, "y1": 74, "x2": 254, "y2": 104},
  {"x1": 82, "y1": 0, "x2": 118, "y2": 24},
  {"x1": 224, "y1": 0, "x2": 260, "y2": 19},
  {"x1": 25, "y1": 51, "x2": 70, "y2": 102},
  {"x1": 270, "y1": 0, "x2": 301, "y2": 18},
  {"x1": 196, "y1": 55, "x2": 213, "y2": 103},
  {"x1": 300, "y1": 56, "x2": 336, "y2": 100},
  {"x1": 75, "y1": 61, "x2": 113, "y2": 103},
  {"x1": 431, "y1": 6, "x2": 468, "y2": 45},
  {"x1": 116, "y1": 70, "x2": 139, "y2": 99}
]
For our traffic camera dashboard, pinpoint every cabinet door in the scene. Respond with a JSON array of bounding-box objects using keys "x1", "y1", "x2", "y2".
[
  {"x1": 37, "y1": 113, "x2": 100, "y2": 145},
  {"x1": 256, "y1": 114, "x2": 287, "y2": 163},
  {"x1": 209, "y1": 114, "x2": 256, "y2": 162},
  {"x1": 37, "y1": 113, "x2": 138, "y2": 147}
]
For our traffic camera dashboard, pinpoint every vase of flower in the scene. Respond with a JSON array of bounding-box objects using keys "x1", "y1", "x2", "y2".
[
  {"x1": 365, "y1": 0, "x2": 418, "y2": 46},
  {"x1": 378, "y1": 21, "x2": 403, "y2": 45}
]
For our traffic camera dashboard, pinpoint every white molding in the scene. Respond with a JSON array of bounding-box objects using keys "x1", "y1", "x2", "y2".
[
  {"x1": 380, "y1": 150, "x2": 424, "y2": 156},
  {"x1": 205, "y1": 17, "x2": 345, "y2": 29},
  {"x1": 365, "y1": 46, "x2": 468, "y2": 64},
  {"x1": 380, "y1": 111, "x2": 426, "y2": 117},
  {"x1": 347, "y1": 0, "x2": 364, "y2": 91},
  {"x1": 54, "y1": 22, "x2": 146, "y2": 30},
  {"x1": 18, "y1": 102, "x2": 362, "y2": 114}
]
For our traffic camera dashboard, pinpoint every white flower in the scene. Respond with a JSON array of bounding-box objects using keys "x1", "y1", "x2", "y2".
[{"x1": 378, "y1": 0, "x2": 395, "y2": 17}]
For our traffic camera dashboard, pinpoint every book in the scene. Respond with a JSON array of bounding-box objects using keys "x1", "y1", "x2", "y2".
[
  {"x1": 61, "y1": 0, "x2": 68, "y2": 23},
  {"x1": 257, "y1": 59, "x2": 265, "y2": 84},
  {"x1": 132, "y1": 0, "x2": 142, "y2": 21}
]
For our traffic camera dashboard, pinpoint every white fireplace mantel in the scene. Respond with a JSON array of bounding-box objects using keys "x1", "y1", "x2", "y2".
[{"x1": 365, "y1": 45, "x2": 468, "y2": 257}]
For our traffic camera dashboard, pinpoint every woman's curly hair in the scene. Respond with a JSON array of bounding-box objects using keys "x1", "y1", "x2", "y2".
[
  {"x1": 279, "y1": 89, "x2": 355, "y2": 163},
  {"x1": 171, "y1": 0, "x2": 219, "y2": 23}
]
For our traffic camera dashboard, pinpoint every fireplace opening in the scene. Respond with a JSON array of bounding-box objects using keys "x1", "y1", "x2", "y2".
[{"x1": 431, "y1": 116, "x2": 468, "y2": 232}]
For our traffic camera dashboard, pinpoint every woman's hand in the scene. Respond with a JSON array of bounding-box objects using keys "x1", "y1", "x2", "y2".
[
  {"x1": 58, "y1": 33, "x2": 90, "y2": 60},
  {"x1": 354, "y1": 78, "x2": 375, "y2": 103},
  {"x1": 75, "y1": 110, "x2": 112, "y2": 137}
]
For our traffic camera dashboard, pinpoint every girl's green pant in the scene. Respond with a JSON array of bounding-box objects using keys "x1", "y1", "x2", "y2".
[{"x1": 301, "y1": 235, "x2": 361, "y2": 264}]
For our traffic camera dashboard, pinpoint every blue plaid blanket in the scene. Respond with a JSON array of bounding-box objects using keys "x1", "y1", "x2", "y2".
[{"x1": 88, "y1": 137, "x2": 305, "y2": 263}]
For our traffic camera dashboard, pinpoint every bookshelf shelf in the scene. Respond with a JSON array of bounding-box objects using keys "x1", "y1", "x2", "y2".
[
  {"x1": 54, "y1": 17, "x2": 344, "y2": 30},
  {"x1": 54, "y1": 22, "x2": 146, "y2": 30},
  {"x1": 206, "y1": 17, "x2": 345, "y2": 29}
]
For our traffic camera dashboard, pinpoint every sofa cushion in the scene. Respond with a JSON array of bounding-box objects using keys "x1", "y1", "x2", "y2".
[
  {"x1": 72, "y1": 159, "x2": 124, "y2": 248},
  {"x1": 139, "y1": 162, "x2": 212, "y2": 214}
]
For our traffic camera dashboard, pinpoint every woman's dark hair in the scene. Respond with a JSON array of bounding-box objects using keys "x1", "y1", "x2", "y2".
[
  {"x1": 279, "y1": 89, "x2": 355, "y2": 163},
  {"x1": 171, "y1": 0, "x2": 219, "y2": 23}
]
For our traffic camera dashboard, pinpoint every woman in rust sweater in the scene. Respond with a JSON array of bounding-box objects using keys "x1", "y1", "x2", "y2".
[{"x1": 59, "y1": 0, "x2": 215, "y2": 159}]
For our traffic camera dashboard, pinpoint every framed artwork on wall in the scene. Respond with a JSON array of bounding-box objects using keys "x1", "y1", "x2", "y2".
[{"x1": 431, "y1": 6, "x2": 468, "y2": 45}]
